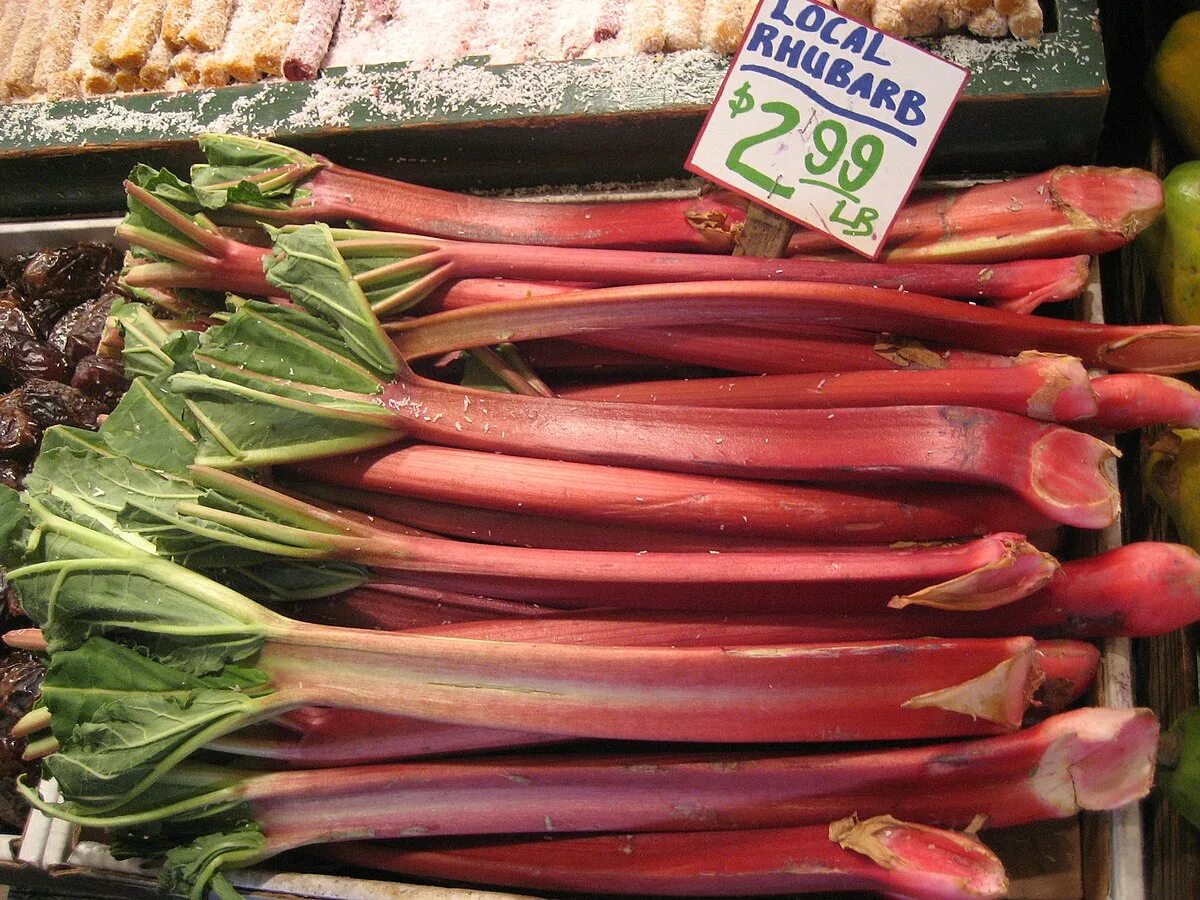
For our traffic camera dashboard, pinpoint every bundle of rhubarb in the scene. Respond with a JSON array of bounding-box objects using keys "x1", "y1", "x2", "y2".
[{"x1": 7, "y1": 134, "x2": 1200, "y2": 899}]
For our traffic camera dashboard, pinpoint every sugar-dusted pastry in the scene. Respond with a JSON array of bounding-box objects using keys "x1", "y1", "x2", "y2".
[
  {"x1": 140, "y1": 32, "x2": 176, "y2": 87},
  {"x1": 110, "y1": 0, "x2": 170, "y2": 70},
  {"x1": 5, "y1": 2, "x2": 50, "y2": 100},
  {"x1": 162, "y1": 0, "x2": 195, "y2": 47},
  {"x1": 92, "y1": 0, "x2": 136, "y2": 68},
  {"x1": 182, "y1": 0, "x2": 235, "y2": 51},
  {"x1": 284, "y1": 0, "x2": 343, "y2": 79},
  {"x1": 0, "y1": 1, "x2": 32, "y2": 102},
  {"x1": 663, "y1": 0, "x2": 704, "y2": 51},
  {"x1": 33, "y1": 0, "x2": 86, "y2": 99},
  {"x1": 625, "y1": 0, "x2": 666, "y2": 52},
  {"x1": 700, "y1": 0, "x2": 753, "y2": 54},
  {"x1": 256, "y1": 0, "x2": 306, "y2": 76}
]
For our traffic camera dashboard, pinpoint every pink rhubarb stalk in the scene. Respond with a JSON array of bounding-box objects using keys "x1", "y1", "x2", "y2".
[
  {"x1": 430, "y1": 278, "x2": 1017, "y2": 374},
  {"x1": 387, "y1": 281, "x2": 1200, "y2": 375},
  {"x1": 1035, "y1": 641, "x2": 1103, "y2": 713},
  {"x1": 228, "y1": 705, "x2": 1155, "y2": 846},
  {"x1": 290, "y1": 444, "x2": 1058, "y2": 543},
  {"x1": 787, "y1": 166, "x2": 1164, "y2": 263},
  {"x1": 371, "y1": 371, "x2": 1120, "y2": 529},
  {"x1": 322, "y1": 818, "x2": 1009, "y2": 899},
  {"x1": 232, "y1": 160, "x2": 749, "y2": 251},
  {"x1": 119, "y1": 205, "x2": 1089, "y2": 309},
  {"x1": 209, "y1": 707, "x2": 564, "y2": 767},
  {"x1": 557, "y1": 353, "x2": 1098, "y2": 421},
  {"x1": 299, "y1": 485, "x2": 826, "y2": 551},
  {"x1": 195, "y1": 472, "x2": 1058, "y2": 608},
  {"x1": 258, "y1": 632, "x2": 1044, "y2": 741},
  {"x1": 1089, "y1": 374, "x2": 1200, "y2": 431}
]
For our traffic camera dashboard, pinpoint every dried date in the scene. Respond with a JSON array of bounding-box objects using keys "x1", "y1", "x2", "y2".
[
  {"x1": 0, "y1": 394, "x2": 40, "y2": 458},
  {"x1": 18, "y1": 379, "x2": 103, "y2": 430},
  {"x1": 71, "y1": 354, "x2": 129, "y2": 409}
]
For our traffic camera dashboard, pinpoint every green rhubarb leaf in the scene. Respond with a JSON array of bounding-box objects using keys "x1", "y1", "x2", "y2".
[
  {"x1": 111, "y1": 299, "x2": 178, "y2": 379},
  {"x1": 197, "y1": 299, "x2": 387, "y2": 391},
  {"x1": 170, "y1": 371, "x2": 397, "y2": 469},
  {"x1": 7, "y1": 538, "x2": 269, "y2": 674},
  {"x1": 30, "y1": 639, "x2": 267, "y2": 813},
  {"x1": 42, "y1": 637, "x2": 265, "y2": 744},
  {"x1": 45, "y1": 691, "x2": 260, "y2": 813},
  {"x1": 23, "y1": 447, "x2": 284, "y2": 566},
  {"x1": 214, "y1": 559, "x2": 368, "y2": 602},
  {"x1": 100, "y1": 376, "x2": 200, "y2": 474},
  {"x1": 263, "y1": 224, "x2": 397, "y2": 377},
  {"x1": 40, "y1": 425, "x2": 114, "y2": 457},
  {"x1": 159, "y1": 825, "x2": 268, "y2": 900},
  {"x1": 123, "y1": 165, "x2": 206, "y2": 259},
  {"x1": 0, "y1": 485, "x2": 29, "y2": 561},
  {"x1": 192, "y1": 133, "x2": 319, "y2": 212}
]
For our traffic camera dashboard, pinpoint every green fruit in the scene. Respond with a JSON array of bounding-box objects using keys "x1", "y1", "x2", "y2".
[
  {"x1": 1151, "y1": 11, "x2": 1200, "y2": 159},
  {"x1": 1143, "y1": 162, "x2": 1200, "y2": 325}
]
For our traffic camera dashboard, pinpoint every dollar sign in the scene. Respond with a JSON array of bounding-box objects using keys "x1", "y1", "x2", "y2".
[{"x1": 728, "y1": 81, "x2": 754, "y2": 119}]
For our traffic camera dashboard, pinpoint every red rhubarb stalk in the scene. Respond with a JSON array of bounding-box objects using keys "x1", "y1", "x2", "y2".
[
  {"x1": 323, "y1": 818, "x2": 1009, "y2": 899},
  {"x1": 258, "y1": 633, "x2": 1044, "y2": 741},
  {"x1": 387, "y1": 281, "x2": 1200, "y2": 375},
  {"x1": 557, "y1": 353, "x2": 1098, "y2": 421},
  {"x1": 371, "y1": 371, "x2": 1120, "y2": 528},
  {"x1": 1088, "y1": 374, "x2": 1200, "y2": 431},
  {"x1": 290, "y1": 444, "x2": 1057, "y2": 542},
  {"x1": 300, "y1": 485, "x2": 826, "y2": 552},
  {"x1": 228, "y1": 157, "x2": 749, "y2": 251},
  {"x1": 788, "y1": 166, "x2": 1164, "y2": 263},
  {"x1": 209, "y1": 707, "x2": 565, "y2": 767},
  {"x1": 430, "y1": 278, "x2": 1017, "y2": 374},
  {"x1": 1035, "y1": 641, "x2": 1103, "y2": 713},
  {"x1": 229, "y1": 706, "x2": 1155, "y2": 844},
  {"x1": 434, "y1": 542, "x2": 1197, "y2": 641},
  {"x1": 192, "y1": 472, "x2": 1057, "y2": 609},
  {"x1": 336, "y1": 543, "x2": 1200, "y2": 642},
  {"x1": 119, "y1": 205, "x2": 1089, "y2": 309}
]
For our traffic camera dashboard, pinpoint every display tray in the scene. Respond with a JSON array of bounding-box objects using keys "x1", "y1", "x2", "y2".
[
  {"x1": 0, "y1": 214, "x2": 1142, "y2": 900},
  {"x1": 0, "y1": 0, "x2": 1106, "y2": 219}
]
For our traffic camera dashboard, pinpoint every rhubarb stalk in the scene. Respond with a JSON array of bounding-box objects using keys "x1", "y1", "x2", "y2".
[
  {"x1": 290, "y1": 444, "x2": 1058, "y2": 543},
  {"x1": 322, "y1": 819, "x2": 1010, "y2": 899},
  {"x1": 26, "y1": 707, "x2": 1155, "y2": 846},
  {"x1": 388, "y1": 279, "x2": 1200, "y2": 375},
  {"x1": 788, "y1": 166, "x2": 1164, "y2": 263},
  {"x1": 557, "y1": 353, "x2": 1098, "y2": 422}
]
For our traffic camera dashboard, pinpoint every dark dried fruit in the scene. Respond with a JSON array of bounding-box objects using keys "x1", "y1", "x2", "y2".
[
  {"x1": 19, "y1": 243, "x2": 121, "y2": 305},
  {"x1": 0, "y1": 650, "x2": 46, "y2": 828},
  {"x1": 0, "y1": 335, "x2": 67, "y2": 386},
  {"x1": 0, "y1": 393, "x2": 41, "y2": 458},
  {"x1": 72, "y1": 354, "x2": 129, "y2": 410},
  {"x1": 60, "y1": 293, "x2": 116, "y2": 368},
  {"x1": 0, "y1": 460, "x2": 24, "y2": 490},
  {"x1": 18, "y1": 379, "x2": 104, "y2": 430},
  {"x1": 0, "y1": 290, "x2": 38, "y2": 339}
]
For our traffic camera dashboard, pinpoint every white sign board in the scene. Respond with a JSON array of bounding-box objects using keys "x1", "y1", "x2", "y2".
[{"x1": 687, "y1": 1, "x2": 969, "y2": 258}]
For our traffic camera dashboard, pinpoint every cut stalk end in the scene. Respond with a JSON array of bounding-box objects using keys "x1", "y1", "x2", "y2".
[
  {"x1": 902, "y1": 642, "x2": 1041, "y2": 730},
  {"x1": 1029, "y1": 707, "x2": 1159, "y2": 815},
  {"x1": 829, "y1": 814, "x2": 1008, "y2": 899},
  {"x1": 889, "y1": 537, "x2": 1059, "y2": 611},
  {"x1": 1028, "y1": 427, "x2": 1121, "y2": 528}
]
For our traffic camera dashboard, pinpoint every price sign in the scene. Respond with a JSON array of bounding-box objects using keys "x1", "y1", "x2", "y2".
[{"x1": 687, "y1": 0, "x2": 969, "y2": 258}]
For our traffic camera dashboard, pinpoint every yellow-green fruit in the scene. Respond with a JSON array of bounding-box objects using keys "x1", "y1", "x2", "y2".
[
  {"x1": 1144, "y1": 162, "x2": 1200, "y2": 325},
  {"x1": 1145, "y1": 428, "x2": 1200, "y2": 548},
  {"x1": 1151, "y1": 11, "x2": 1200, "y2": 159}
]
